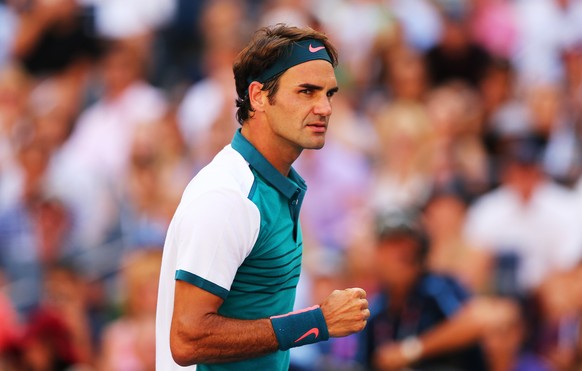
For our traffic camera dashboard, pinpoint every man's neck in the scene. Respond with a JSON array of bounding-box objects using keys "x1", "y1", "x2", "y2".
[{"x1": 240, "y1": 123, "x2": 301, "y2": 176}]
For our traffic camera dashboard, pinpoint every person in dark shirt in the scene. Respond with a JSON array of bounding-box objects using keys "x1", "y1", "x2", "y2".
[
  {"x1": 424, "y1": 10, "x2": 491, "y2": 88},
  {"x1": 11, "y1": 0, "x2": 100, "y2": 77},
  {"x1": 360, "y1": 209, "x2": 513, "y2": 371}
]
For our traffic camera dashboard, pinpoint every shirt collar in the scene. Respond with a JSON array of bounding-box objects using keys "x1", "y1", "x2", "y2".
[{"x1": 231, "y1": 129, "x2": 307, "y2": 199}]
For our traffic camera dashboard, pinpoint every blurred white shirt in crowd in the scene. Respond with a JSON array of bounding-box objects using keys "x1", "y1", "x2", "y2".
[
  {"x1": 389, "y1": 0, "x2": 442, "y2": 52},
  {"x1": 47, "y1": 81, "x2": 167, "y2": 248},
  {"x1": 513, "y1": 0, "x2": 582, "y2": 85},
  {"x1": 78, "y1": 0, "x2": 176, "y2": 38},
  {"x1": 464, "y1": 181, "x2": 582, "y2": 292}
]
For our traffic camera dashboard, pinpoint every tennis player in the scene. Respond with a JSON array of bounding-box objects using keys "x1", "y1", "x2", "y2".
[{"x1": 156, "y1": 24, "x2": 370, "y2": 370}]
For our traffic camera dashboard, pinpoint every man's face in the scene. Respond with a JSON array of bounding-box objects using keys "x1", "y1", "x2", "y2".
[
  {"x1": 263, "y1": 60, "x2": 338, "y2": 151},
  {"x1": 375, "y1": 235, "x2": 422, "y2": 292}
]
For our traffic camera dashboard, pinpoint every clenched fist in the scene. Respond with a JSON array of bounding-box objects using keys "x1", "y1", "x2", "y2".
[{"x1": 320, "y1": 288, "x2": 370, "y2": 337}]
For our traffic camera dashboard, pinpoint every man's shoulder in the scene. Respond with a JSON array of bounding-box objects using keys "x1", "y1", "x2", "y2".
[
  {"x1": 418, "y1": 273, "x2": 469, "y2": 297},
  {"x1": 416, "y1": 273, "x2": 470, "y2": 317},
  {"x1": 184, "y1": 145, "x2": 256, "y2": 200}
]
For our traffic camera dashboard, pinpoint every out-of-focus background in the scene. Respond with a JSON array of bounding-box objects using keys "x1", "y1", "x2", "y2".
[{"x1": 0, "y1": 0, "x2": 581, "y2": 370}]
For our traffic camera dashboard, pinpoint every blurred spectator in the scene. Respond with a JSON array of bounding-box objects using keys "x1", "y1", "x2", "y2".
[
  {"x1": 9, "y1": 309, "x2": 81, "y2": 370},
  {"x1": 482, "y1": 300, "x2": 551, "y2": 371},
  {"x1": 382, "y1": 47, "x2": 428, "y2": 104},
  {"x1": 371, "y1": 101, "x2": 433, "y2": 210},
  {"x1": 464, "y1": 137, "x2": 582, "y2": 296},
  {"x1": 40, "y1": 265, "x2": 94, "y2": 365},
  {"x1": 10, "y1": 0, "x2": 100, "y2": 78},
  {"x1": 99, "y1": 250, "x2": 162, "y2": 371},
  {"x1": 512, "y1": 0, "x2": 582, "y2": 86},
  {"x1": 48, "y1": 41, "x2": 168, "y2": 249},
  {"x1": 2, "y1": 265, "x2": 93, "y2": 370},
  {"x1": 526, "y1": 83, "x2": 580, "y2": 185},
  {"x1": 426, "y1": 83, "x2": 490, "y2": 198},
  {"x1": 388, "y1": 0, "x2": 442, "y2": 52},
  {"x1": 0, "y1": 134, "x2": 75, "y2": 316},
  {"x1": 121, "y1": 114, "x2": 191, "y2": 248},
  {"x1": 423, "y1": 191, "x2": 492, "y2": 294},
  {"x1": 177, "y1": 0, "x2": 246, "y2": 171},
  {"x1": 479, "y1": 58, "x2": 524, "y2": 137},
  {"x1": 481, "y1": 68, "x2": 581, "y2": 185},
  {"x1": 81, "y1": 0, "x2": 175, "y2": 41},
  {"x1": 0, "y1": 63, "x2": 32, "y2": 208},
  {"x1": 424, "y1": 4, "x2": 492, "y2": 88},
  {"x1": 360, "y1": 209, "x2": 506, "y2": 370}
]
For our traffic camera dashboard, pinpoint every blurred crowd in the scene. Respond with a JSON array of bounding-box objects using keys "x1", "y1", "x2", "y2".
[{"x1": 0, "y1": 0, "x2": 582, "y2": 370}]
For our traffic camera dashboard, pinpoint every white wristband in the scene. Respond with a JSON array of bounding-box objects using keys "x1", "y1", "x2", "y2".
[{"x1": 400, "y1": 336, "x2": 423, "y2": 363}]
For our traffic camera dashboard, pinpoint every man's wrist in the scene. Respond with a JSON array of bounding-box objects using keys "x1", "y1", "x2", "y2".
[
  {"x1": 270, "y1": 305, "x2": 330, "y2": 350},
  {"x1": 399, "y1": 336, "x2": 423, "y2": 363}
]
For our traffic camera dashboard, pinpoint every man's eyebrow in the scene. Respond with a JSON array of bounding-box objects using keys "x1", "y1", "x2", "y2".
[{"x1": 298, "y1": 83, "x2": 339, "y2": 94}]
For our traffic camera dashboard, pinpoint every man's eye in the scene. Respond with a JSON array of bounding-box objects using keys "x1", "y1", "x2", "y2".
[
  {"x1": 327, "y1": 91, "x2": 336, "y2": 98},
  {"x1": 299, "y1": 89, "x2": 313, "y2": 95}
]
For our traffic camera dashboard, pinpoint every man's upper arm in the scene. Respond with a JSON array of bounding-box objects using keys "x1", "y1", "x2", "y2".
[
  {"x1": 173, "y1": 187, "x2": 260, "y2": 296},
  {"x1": 172, "y1": 279, "x2": 224, "y2": 326},
  {"x1": 169, "y1": 280, "x2": 225, "y2": 364}
]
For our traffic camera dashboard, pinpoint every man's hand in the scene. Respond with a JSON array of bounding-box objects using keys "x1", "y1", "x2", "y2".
[
  {"x1": 320, "y1": 288, "x2": 370, "y2": 337},
  {"x1": 374, "y1": 342, "x2": 410, "y2": 371}
]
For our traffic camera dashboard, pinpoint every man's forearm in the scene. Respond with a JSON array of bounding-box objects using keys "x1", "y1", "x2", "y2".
[
  {"x1": 171, "y1": 313, "x2": 279, "y2": 366},
  {"x1": 412, "y1": 309, "x2": 482, "y2": 360}
]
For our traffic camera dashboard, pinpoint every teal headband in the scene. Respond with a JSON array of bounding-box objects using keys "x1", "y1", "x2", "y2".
[{"x1": 247, "y1": 39, "x2": 332, "y2": 86}]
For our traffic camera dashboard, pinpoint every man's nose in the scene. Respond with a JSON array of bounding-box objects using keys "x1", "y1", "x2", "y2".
[{"x1": 313, "y1": 95, "x2": 332, "y2": 117}]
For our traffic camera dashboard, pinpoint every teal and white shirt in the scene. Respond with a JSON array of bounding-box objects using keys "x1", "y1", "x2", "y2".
[{"x1": 156, "y1": 130, "x2": 306, "y2": 371}]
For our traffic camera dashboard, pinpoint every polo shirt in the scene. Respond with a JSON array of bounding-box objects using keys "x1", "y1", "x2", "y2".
[{"x1": 156, "y1": 129, "x2": 307, "y2": 371}]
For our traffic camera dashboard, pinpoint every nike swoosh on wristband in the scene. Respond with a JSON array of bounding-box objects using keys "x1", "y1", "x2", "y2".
[
  {"x1": 294, "y1": 328, "x2": 319, "y2": 343},
  {"x1": 309, "y1": 44, "x2": 325, "y2": 53}
]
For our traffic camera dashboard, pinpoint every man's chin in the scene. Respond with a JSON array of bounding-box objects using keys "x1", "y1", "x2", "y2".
[{"x1": 305, "y1": 141, "x2": 326, "y2": 150}]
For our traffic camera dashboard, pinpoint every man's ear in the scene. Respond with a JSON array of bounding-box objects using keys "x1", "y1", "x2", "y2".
[{"x1": 249, "y1": 81, "x2": 268, "y2": 112}]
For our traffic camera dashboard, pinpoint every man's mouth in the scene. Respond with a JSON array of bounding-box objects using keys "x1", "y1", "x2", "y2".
[{"x1": 306, "y1": 122, "x2": 327, "y2": 133}]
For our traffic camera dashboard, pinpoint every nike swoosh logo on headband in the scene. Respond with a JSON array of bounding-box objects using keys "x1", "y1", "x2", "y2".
[
  {"x1": 294, "y1": 328, "x2": 319, "y2": 343},
  {"x1": 309, "y1": 44, "x2": 325, "y2": 53}
]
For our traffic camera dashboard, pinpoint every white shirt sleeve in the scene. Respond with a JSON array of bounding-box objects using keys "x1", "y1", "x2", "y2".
[{"x1": 173, "y1": 188, "x2": 260, "y2": 296}]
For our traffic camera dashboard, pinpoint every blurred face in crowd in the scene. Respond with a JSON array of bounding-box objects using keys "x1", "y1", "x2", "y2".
[
  {"x1": 387, "y1": 49, "x2": 427, "y2": 102},
  {"x1": 374, "y1": 234, "x2": 423, "y2": 295},
  {"x1": 124, "y1": 251, "x2": 162, "y2": 317},
  {"x1": 480, "y1": 63, "x2": 513, "y2": 112},
  {"x1": 259, "y1": 60, "x2": 338, "y2": 152},
  {"x1": 101, "y1": 46, "x2": 142, "y2": 98},
  {"x1": 424, "y1": 194, "x2": 466, "y2": 238},
  {"x1": 440, "y1": 18, "x2": 470, "y2": 52},
  {"x1": 502, "y1": 162, "x2": 542, "y2": 201},
  {"x1": 527, "y1": 84, "x2": 562, "y2": 136}
]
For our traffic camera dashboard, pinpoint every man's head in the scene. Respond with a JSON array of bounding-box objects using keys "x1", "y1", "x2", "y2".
[
  {"x1": 233, "y1": 25, "x2": 339, "y2": 152},
  {"x1": 499, "y1": 136, "x2": 545, "y2": 201},
  {"x1": 373, "y1": 209, "x2": 428, "y2": 293}
]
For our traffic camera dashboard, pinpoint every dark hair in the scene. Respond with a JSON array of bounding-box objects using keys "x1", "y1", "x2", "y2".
[
  {"x1": 232, "y1": 24, "x2": 339, "y2": 125},
  {"x1": 375, "y1": 209, "x2": 430, "y2": 264}
]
